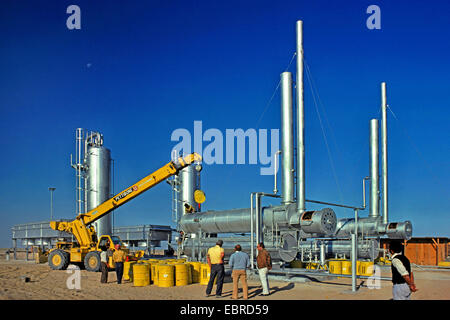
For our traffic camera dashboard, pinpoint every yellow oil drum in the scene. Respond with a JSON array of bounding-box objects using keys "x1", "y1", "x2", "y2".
[
  {"x1": 189, "y1": 262, "x2": 202, "y2": 283},
  {"x1": 158, "y1": 264, "x2": 175, "y2": 287},
  {"x1": 200, "y1": 263, "x2": 217, "y2": 285},
  {"x1": 290, "y1": 260, "x2": 304, "y2": 268},
  {"x1": 123, "y1": 261, "x2": 137, "y2": 281},
  {"x1": 358, "y1": 261, "x2": 374, "y2": 276},
  {"x1": 152, "y1": 263, "x2": 159, "y2": 285},
  {"x1": 306, "y1": 262, "x2": 319, "y2": 270},
  {"x1": 328, "y1": 260, "x2": 342, "y2": 274},
  {"x1": 133, "y1": 263, "x2": 150, "y2": 287},
  {"x1": 165, "y1": 259, "x2": 177, "y2": 263},
  {"x1": 341, "y1": 260, "x2": 352, "y2": 275},
  {"x1": 174, "y1": 263, "x2": 190, "y2": 286},
  {"x1": 185, "y1": 263, "x2": 193, "y2": 284},
  {"x1": 438, "y1": 261, "x2": 450, "y2": 267}
]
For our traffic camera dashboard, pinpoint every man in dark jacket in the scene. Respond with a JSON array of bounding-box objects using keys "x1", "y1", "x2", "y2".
[
  {"x1": 389, "y1": 240, "x2": 417, "y2": 300},
  {"x1": 256, "y1": 242, "x2": 272, "y2": 296}
]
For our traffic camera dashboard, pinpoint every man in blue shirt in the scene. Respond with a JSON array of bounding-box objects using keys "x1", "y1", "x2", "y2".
[{"x1": 229, "y1": 244, "x2": 250, "y2": 300}]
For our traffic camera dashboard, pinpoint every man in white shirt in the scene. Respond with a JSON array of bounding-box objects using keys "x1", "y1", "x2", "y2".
[
  {"x1": 100, "y1": 246, "x2": 109, "y2": 284},
  {"x1": 389, "y1": 240, "x2": 417, "y2": 300}
]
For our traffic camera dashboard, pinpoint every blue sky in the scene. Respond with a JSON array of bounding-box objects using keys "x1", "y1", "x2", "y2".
[{"x1": 0, "y1": 0, "x2": 449, "y2": 248}]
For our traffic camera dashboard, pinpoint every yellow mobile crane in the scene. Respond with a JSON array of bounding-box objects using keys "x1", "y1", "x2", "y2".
[{"x1": 48, "y1": 153, "x2": 202, "y2": 271}]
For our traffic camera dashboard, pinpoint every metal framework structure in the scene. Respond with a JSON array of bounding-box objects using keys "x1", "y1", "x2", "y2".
[{"x1": 11, "y1": 222, "x2": 172, "y2": 259}]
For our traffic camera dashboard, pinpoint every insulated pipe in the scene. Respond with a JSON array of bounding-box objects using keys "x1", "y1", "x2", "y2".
[
  {"x1": 381, "y1": 82, "x2": 388, "y2": 224},
  {"x1": 296, "y1": 20, "x2": 306, "y2": 215},
  {"x1": 369, "y1": 119, "x2": 380, "y2": 218},
  {"x1": 281, "y1": 72, "x2": 295, "y2": 204}
]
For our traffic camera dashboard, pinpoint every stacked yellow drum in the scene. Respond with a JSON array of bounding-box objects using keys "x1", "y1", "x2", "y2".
[
  {"x1": 133, "y1": 263, "x2": 150, "y2": 286},
  {"x1": 174, "y1": 263, "x2": 190, "y2": 286},
  {"x1": 358, "y1": 261, "x2": 374, "y2": 276},
  {"x1": 199, "y1": 263, "x2": 217, "y2": 285},
  {"x1": 157, "y1": 264, "x2": 175, "y2": 287},
  {"x1": 328, "y1": 260, "x2": 343, "y2": 274},
  {"x1": 123, "y1": 261, "x2": 136, "y2": 281},
  {"x1": 188, "y1": 261, "x2": 202, "y2": 283}
]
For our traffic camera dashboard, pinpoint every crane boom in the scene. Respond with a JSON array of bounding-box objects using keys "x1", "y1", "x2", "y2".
[{"x1": 50, "y1": 153, "x2": 201, "y2": 247}]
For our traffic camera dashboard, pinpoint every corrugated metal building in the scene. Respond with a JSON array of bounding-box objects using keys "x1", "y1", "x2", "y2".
[{"x1": 381, "y1": 237, "x2": 449, "y2": 266}]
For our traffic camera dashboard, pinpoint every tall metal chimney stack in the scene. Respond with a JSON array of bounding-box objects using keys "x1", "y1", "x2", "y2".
[
  {"x1": 369, "y1": 119, "x2": 380, "y2": 218},
  {"x1": 296, "y1": 20, "x2": 305, "y2": 215},
  {"x1": 281, "y1": 72, "x2": 295, "y2": 204},
  {"x1": 381, "y1": 82, "x2": 388, "y2": 224}
]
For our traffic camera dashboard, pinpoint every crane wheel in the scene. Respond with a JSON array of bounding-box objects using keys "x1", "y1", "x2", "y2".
[
  {"x1": 84, "y1": 251, "x2": 101, "y2": 272},
  {"x1": 48, "y1": 249, "x2": 70, "y2": 270}
]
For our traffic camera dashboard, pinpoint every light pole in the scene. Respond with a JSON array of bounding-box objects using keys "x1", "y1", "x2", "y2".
[{"x1": 49, "y1": 187, "x2": 56, "y2": 220}]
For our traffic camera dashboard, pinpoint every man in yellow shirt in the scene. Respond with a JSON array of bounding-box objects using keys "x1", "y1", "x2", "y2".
[
  {"x1": 112, "y1": 244, "x2": 127, "y2": 284},
  {"x1": 206, "y1": 240, "x2": 225, "y2": 298}
]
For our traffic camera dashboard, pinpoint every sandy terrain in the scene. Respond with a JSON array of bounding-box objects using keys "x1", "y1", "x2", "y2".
[{"x1": 0, "y1": 260, "x2": 449, "y2": 300}]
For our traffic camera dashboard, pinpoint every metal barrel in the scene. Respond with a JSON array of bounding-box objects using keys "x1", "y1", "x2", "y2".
[
  {"x1": 174, "y1": 263, "x2": 190, "y2": 286},
  {"x1": 341, "y1": 260, "x2": 352, "y2": 275},
  {"x1": 133, "y1": 263, "x2": 150, "y2": 287},
  {"x1": 358, "y1": 261, "x2": 374, "y2": 276},
  {"x1": 152, "y1": 263, "x2": 159, "y2": 285},
  {"x1": 328, "y1": 260, "x2": 342, "y2": 274},
  {"x1": 188, "y1": 261, "x2": 202, "y2": 283},
  {"x1": 199, "y1": 263, "x2": 216, "y2": 285},
  {"x1": 123, "y1": 261, "x2": 136, "y2": 281},
  {"x1": 157, "y1": 264, "x2": 175, "y2": 287}
]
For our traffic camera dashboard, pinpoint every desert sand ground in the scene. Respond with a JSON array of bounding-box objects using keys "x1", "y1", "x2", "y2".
[{"x1": 0, "y1": 259, "x2": 449, "y2": 300}]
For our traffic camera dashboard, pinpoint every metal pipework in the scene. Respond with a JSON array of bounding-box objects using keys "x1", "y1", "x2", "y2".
[
  {"x1": 351, "y1": 233, "x2": 357, "y2": 292},
  {"x1": 273, "y1": 150, "x2": 282, "y2": 195},
  {"x1": 381, "y1": 82, "x2": 389, "y2": 225},
  {"x1": 334, "y1": 216, "x2": 413, "y2": 240},
  {"x1": 180, "y1": 204, "x2": 336, "y2": 237},
  {"x1": 297, "y1": 238, "x2": 379, "y2": 260},
  {"x1": 281, "y1": 72, "x2": 295, "y2": 204},
  {"x1": 370, "y1": 119, "x2": 380, "y2": 218},
  {"x1": 296, "y1": 20, "x2": 306, "y2": 215},
  {"x1": 182, "y1": 236, "x2": 379, "y2": 262}
]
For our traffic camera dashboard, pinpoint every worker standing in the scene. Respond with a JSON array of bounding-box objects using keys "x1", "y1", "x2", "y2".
[
  {"x1": 112, "y1": 244, "x2": 127, "y2": 284},
  {"x1": 389, "y1": 240, "x2": 418, "y2": 300},
  {"x1": 229, "y1": 244, "x2": 250, "y2": 300},
  {"x1": 256, "y1": 242, "x2": 272, "y2": 296},
  {"x1": 100, "y1": 246, "x2": 109, "y2": 284},
  {"x1": 205, "y1": 239, "x2": 225, "y2": 298}
]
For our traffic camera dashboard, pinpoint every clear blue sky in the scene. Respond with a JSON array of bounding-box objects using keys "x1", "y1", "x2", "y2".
[{"x1": 0, "y1": 0, "x2": 449, "y2": 248}]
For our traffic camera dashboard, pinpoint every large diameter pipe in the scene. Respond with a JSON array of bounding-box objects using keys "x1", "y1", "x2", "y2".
[
  {"x1": 296, "y1": 20, "x2": 305, "y2": 215},
  {"x1": 381, "y1": 82, "x2": 388, "y2": 224},
  {"x1": 369, "y1": 119, "x2": 380, "y2": 218},
  {"x1": 281, "y1": 72, "x2": 295, "y2": 204}
]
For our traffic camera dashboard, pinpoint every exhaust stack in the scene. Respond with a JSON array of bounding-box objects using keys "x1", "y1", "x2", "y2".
[
  {"x1": 281, "y1": 72, "x2": 295, "y2": 204},
  {"x1": 369, "y1": 119, "x2": 380, "y2": 218},
  {"x1": 381, "y1": 82, "x2": 388, "y2": 224},
  {"x1": 296, "y1": 20, "x2": 305, "y2": 215}
]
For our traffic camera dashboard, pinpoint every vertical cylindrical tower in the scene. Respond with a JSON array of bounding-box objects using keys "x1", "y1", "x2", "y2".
[
  {"x1": 296, "y1": 20, "x2": 305, "y2": 215},
  {"x1": 369, "y1": 119, "x2": 380, "y2": 218},
  {"x1": 281, "y1": 72, "x2": 295, "y2": 204},
  {"x1": 381, "y1": 82, "x2": 388, "y2": 224},
  {"x1": 180, "y1": 165, "x2": 198, "y2": 214},
  {"x1": 86, "y1": 133, "x2": 112, "y2": 237}
]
